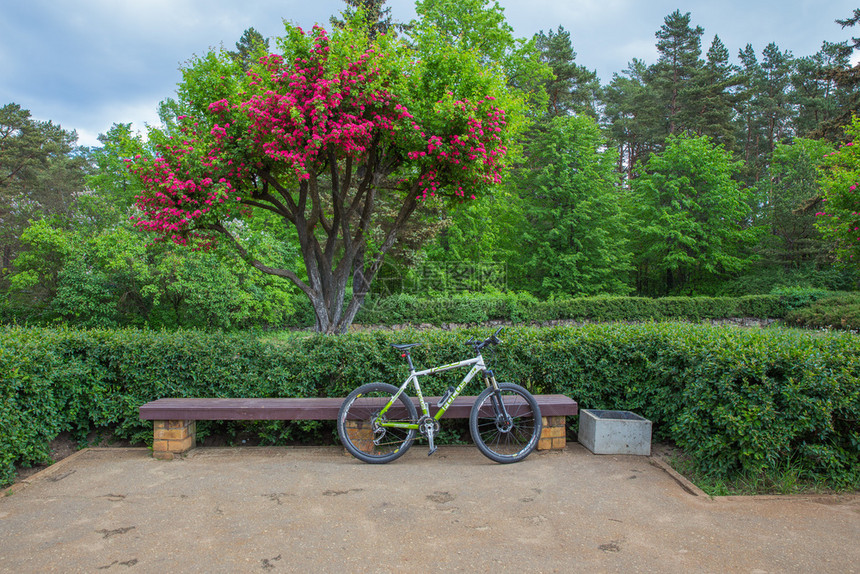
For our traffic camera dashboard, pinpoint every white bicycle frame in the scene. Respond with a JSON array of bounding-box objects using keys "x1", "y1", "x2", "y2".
[{"x1": 379, "y1": 352, "x2": 495, "y2": 429}]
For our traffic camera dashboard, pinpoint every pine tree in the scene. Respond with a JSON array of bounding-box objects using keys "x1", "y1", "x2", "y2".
[
  {"x1": 793, "y1": 41, "x2": 853, "y2": 139},
  {"x1": 687, "y1": 36, "x2": 741, "y2": 150},
  {"x1": 735, "y1": 44, "x2": 761, "y2": 174},
  {"x1": 734, "y1": 43, "x2": 795, "y2": 184},
  {"x1": 330, "y1": 0, "x2": 400, "y2": 38},
  {"x1": 601, "y1": 59, "x2": 663, "y2": 181},
  {"x1": 227, "y1": 28, "x2": 269, "y2": 71},
  {"x1": 651, "y1": 10, "x2": 704, "y2": 136},
  {"x1": 804, "y1": 10, "x2": 860, "y2": 141},
  {"x1": 534, "y1": 26, "x2": 599, "y2": 118}
]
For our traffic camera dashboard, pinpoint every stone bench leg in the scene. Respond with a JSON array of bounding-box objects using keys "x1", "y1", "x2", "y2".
[
  {"x1": 537, "y1": 416, "x2": 567, "y2": 450},
  {"x1": 153, "y1": 420, "x2": 196, "y2": 460}
]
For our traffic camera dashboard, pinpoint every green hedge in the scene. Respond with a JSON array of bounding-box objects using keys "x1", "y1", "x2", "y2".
[
  {"x1": 1, "y1": 324, "x2": 858, "y2": 490},
  {"x1": 784, "y1": 292, "x2": 860, "y2": 331},
  {"x1": 351, "y1": 292, "x2": 813, "y2": 326},
  {"x1": 4, "y1": 288, "x2": 837, "y2": 331}
]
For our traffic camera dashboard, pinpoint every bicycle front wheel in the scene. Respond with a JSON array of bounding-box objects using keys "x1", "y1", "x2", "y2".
[
  {"x1": 338, "y1": 382, "x2": 417, "y2": 464},
  {"x1": 470, "y1": 383, "x2": 542, "y2": 463}
]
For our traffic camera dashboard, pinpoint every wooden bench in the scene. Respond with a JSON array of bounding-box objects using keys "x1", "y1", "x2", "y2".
[{"x1": 139, "y1": 395, "x2": 578, "y2": 459}]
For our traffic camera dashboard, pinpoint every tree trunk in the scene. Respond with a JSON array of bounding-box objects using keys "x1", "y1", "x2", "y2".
[{"x1": 211, "y1": 166, "x2": 420, "y2": 334}]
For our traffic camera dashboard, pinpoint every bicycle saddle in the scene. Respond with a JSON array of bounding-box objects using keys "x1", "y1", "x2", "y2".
[{"x1": 391, "y1": 343, "x2": 421, "y2": 351}]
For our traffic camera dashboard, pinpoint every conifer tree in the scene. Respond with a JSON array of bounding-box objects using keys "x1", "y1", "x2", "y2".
[
  {"x1": 601, "y1": 60, "x2": 663, "y2": 180},
  {"x1": 688, "y1": 36, "x2": 741, "y2": 150},
  {"x1": 228, "y1": 28, "x2": 270, "y2": 71},
  {"x1": 330, "y1": 0, "x2": 399, "y2": 38},
  {"x1": 735, "y1": 43, "x2": 795, "y2": 183},
  {"x1": 534, "y1": 26, "x2": 599, "y2": 118},
  {"x1": 793, "y1": 41, "x2": 853, "y2": 140},
  {"x1": 651, "y1": 10, "x2": 704, "y2": 136},
  {"x1": 805, "y1": 10, "x2": 860, "y2": 140}
]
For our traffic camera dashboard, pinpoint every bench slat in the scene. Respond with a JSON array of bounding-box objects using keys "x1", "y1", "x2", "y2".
[{"x1": 139, "y1": 395, "x2": 577, "y2": 421}]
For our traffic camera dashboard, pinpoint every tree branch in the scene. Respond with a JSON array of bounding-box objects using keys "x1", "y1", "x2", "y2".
[{"x1": 206, "y1": 222, "x2": 312, "y2": 296}]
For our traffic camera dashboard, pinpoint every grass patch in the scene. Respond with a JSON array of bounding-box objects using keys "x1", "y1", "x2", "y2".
[{"x1": 665, "y1": 448, "x2": 854, "y2": 496}]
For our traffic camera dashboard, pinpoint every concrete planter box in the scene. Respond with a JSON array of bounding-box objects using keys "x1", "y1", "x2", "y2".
[{"x1": 578, "y1": 409, "x2": 652, "y2": 456}]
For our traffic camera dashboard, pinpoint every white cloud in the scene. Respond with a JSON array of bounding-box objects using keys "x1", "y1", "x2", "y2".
[{"x1": 3, "y1": 0, "x2": 859, "y2": 149}]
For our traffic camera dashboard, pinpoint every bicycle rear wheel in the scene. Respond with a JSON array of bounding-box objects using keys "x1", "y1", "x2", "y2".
[
  {"x1": 338, "y1": 382, "x2": 417, "y2": 464},
  {"x1": 469, "y1": 383, "x2": 542, "y2": 463}
]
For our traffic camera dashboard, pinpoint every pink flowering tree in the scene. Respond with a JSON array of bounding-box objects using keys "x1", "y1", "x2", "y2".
[
  {"x1": 125, "y1": 16, "x2": 526, "y2": 333},
  {"x1": 816, "y1": 116, "x2": 860, "y2": 265}
]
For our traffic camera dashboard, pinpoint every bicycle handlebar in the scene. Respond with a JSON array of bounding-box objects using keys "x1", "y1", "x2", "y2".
[{"x1": 465, "y1": 327, "x2": 505, "y2": 352}]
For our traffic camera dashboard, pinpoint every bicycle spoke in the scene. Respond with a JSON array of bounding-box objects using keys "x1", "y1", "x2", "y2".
[
  {"x1": 338, "y1": 383, "x2": 417, "y2": 463},
  {"x1": 470, "y1": 384, "x2": 542, "y2": 463}
]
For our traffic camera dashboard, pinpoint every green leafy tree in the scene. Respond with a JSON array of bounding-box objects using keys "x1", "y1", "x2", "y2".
[
  {"x1": 513, "y1": 115, "x2": 631, "y2": 296},
  {"x1": 412, "y1": 0, "x2": 550, "y2": 110},
  {"x1": 816, "y1": 116, "x2": 860, "y2": 265},
  {"x1": 9, "y1": 218, "x2": 298, "y2": 328},
  {"x1": 758, "y1": 138, "x2": 834, "y2": 269},
  {"x1": 77, "y1": 123, "x2": 146, "y2": 229},
  {"x1": 631, "y1": 134, "x2": 756, "y2": 295},
  {"x1": 0, "y1": 103, "x2": 85, "y2": 275},
  {"x1": 417, "y1": 187, "x2": 524, "y2": 295},
  {"x1": 125, "y1": 14, "x2": 531, "y2": 333}
]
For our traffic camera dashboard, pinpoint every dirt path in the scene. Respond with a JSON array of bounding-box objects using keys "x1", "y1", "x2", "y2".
[{"x1": 2, "y1": 445, "x2": 858, "y2": 573}]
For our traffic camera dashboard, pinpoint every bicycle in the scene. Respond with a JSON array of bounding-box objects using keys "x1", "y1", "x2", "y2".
[{"x1": 337, "y1": 328, "x2": 542, "y2": 464}]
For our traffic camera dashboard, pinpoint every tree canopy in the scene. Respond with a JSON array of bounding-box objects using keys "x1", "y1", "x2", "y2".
[
  {"x1": 4, "y1": 4, "x2": 860, "y2": 330},
  {"x1": 125, "y1": 11, "x2": 532, "y2": 333},
  {"x1": 816, "y1": 116, "x2": 860, "y2": 264}
]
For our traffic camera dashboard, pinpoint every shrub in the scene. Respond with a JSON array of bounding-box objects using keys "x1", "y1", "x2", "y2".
[
  {"x1": 784, "y1": 292, "x2": 860, "y2": 331},
  {"x1": 1, "y1": 324, "x2": 858, "y2": 490},
  {"x1": 351, "y1": 293, "x2": 790, "y2": 327}
]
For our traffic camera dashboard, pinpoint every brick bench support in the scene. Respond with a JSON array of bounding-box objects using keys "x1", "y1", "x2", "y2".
[{"x1": 139, "y1": 395, "x2": 578, "y2": 460}]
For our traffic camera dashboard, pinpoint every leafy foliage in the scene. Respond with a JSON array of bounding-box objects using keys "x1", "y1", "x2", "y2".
[
  {"x1": 354, "y1": 292, "x2": 798, "y2": 326},
  {"x1": 124, "y1": 12, "x2": 533, "y2": 333},
  {"x1": 631, "y1": 134, "x2": 757, "y2": 295},
  {"x1": 8, "y1": 218, "x2": 298, "y2": 329},
  {"x1": 514, "y1": 115, "x2": 630, "y2": 296},
  {"x1": 0, "y1": 103, "x2": 85, "y2": 280},
  {"x1": 2, "y1": 323, "x2": 858, "y2": 490},
  {"x1": 784, "y1": 291, "x2": 860, "y2": 330},
  {"x1": 816, "y1": 116, "x2": 860, "y2": 264}
]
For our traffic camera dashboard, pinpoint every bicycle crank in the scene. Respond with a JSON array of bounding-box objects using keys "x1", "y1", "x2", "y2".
[{"x1": 418, "y1": 415, "x2": 440, "y2": 456}]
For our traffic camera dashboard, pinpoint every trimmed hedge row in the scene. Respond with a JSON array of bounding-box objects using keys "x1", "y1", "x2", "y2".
[
  {"x1": 351, "y1": 291, "x2": 822, "y2": 326},
  {"x1": 785, "y1": 292, "x2": 860, "y2": 331},
  {"x1": 1, "y1": 324, "x2": 858, "y2": 489}
]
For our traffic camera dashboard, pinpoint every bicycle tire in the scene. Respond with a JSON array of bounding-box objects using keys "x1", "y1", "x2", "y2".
[
  {"x1": 337, "y1": 382, "x2": 418, "y2": 464},
  {"x1": 469, "y1": 382, "x2": 542, "y2": 463}
]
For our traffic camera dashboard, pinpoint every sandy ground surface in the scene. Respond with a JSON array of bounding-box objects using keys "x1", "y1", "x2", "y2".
[{"x1": 1, "y1": 444, "x2": 858, "y2": 573}]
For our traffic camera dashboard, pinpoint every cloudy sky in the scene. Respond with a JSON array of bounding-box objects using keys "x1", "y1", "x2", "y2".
[{"x1": 2, "y1": 0, "x2": 858, "y2": 147}]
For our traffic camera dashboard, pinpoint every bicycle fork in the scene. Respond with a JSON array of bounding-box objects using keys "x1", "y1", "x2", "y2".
[{"x1": 485, "y1": 371, "x2": 514, "y2": 432}]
